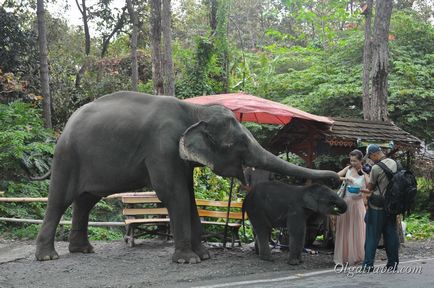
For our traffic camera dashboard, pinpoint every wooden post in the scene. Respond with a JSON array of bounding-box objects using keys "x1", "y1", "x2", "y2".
[{"x1": 223, "y1": 177, "x2": 234, "y2": 248}]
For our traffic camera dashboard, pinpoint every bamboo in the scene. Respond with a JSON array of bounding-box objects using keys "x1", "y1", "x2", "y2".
[
  {"x1": 0, "y1": 192, "x2": 157, "y2": 202},
  {"x1": 0, "y1": 217, "x2": 124, "y2": 227},
  {"x1": 0, "y1": 197, "x2": 48, "y2": 202}
]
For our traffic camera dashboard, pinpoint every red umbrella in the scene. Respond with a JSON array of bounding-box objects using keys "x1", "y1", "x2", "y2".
[{"x1": 183, "y1": 92, "x2": 333, "y2": 125}]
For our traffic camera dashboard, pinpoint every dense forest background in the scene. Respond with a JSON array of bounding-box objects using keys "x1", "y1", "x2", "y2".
[{"x1": 1, "y1": 0, "x2": 433, "y2": 240}]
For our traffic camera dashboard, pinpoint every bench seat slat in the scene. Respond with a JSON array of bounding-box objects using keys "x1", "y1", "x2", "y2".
[
  {"x1": 123, "y1": 208, "x2": 168, "y2": 216},
  {"x1": 197, "y1": 209, "x2": 245, "y2": 220},
  {"x1": 195, "y1": 199, "x2": 243, "y2": 208},
  {"x1": 125, "y1": 218, "x2": 170, "y2": 225},
  {"x1": 200, "y1": 221, "x2": 241, "y2": 227},
  {"x1": 122, "y1": 197, "x2": 162, "y2": 204}
]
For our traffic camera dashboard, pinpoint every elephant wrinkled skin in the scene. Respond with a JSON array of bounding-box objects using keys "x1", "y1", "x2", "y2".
[
  {"x1": 35, "y1": 91, "x2": 340, "y2": 263},
  {"x1": 243, "y1": 181, "x2": 347, "y2": 265}
]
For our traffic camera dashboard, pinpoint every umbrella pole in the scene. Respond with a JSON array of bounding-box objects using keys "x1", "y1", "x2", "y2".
[{"x1": 223, "y1": 177, "x2": 234, "y2": 248}]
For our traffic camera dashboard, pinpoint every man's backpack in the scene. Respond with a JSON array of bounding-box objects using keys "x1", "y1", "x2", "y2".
[{"x1": 376, "y1": 161, "x2": 417, "y2": 217}]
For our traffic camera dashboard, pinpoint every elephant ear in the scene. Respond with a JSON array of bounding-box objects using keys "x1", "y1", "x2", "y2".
[
  {"x1": 179, "y1": 121, "x2": 216, "y2": 169},
  {"x1": 302, "y1": 189, "x2": 319, "y2": 212}
]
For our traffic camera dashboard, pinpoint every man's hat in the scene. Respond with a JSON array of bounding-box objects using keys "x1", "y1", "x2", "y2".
[{"x1": 366, "y1": 144, "x2": 381, "y2": 155}]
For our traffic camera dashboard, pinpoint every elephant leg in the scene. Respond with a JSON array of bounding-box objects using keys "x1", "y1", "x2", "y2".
[
  {"x1": 165, "y1": 196, "x2": 202, "y2": 264},
  {"x1": 150, "y1": 164, "x2": 201, "y2": 264},
  {"x1": 249, "y1": 215, "x2": 272, "y2": 261},
  {"x1": 189, "y1": 191, "x2": 210, "y2": 260},
  {"x1": 254, "y1": 238, "x2": 259, "y2": 255},
  {"x1": 69, "y1": 193, "x2": 101, "y2": 253},
  {"x1": 35, "y1": 174, "x2": 75, "y2": 261},
  {"x1": 287, "y1": 210, "x2": 306, "y2": 265}
]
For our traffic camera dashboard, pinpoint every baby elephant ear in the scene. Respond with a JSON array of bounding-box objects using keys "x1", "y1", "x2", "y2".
[
  {"x1": 302, "y1": 191, "x2": 318, "y2": 212},
  {"x1": 179, "y1": 121, "x2": 216, "y2": 169}
]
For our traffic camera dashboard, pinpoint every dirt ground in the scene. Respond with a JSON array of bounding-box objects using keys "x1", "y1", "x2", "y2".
[{"x1": 0, "y1": 238, "x2": 433, "y2": 288}]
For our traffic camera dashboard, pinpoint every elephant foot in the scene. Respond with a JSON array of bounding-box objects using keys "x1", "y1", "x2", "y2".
[
  {"x1": 69, "y1": 242, "x2": 95, "y2": 254},
  {"x1": 35, "y1": 246, "x2": 59, "y2": 261},
  {"x1": 193, "y1": 244, "x2": 211, "y2": 261},
  {"x1": 288, "y1": 258, "x2": 302, "y2": 265},
  {"x1": 69, "y1": 229, "x2": 95, "y2": 254},
  {"x1": 172, "y1": 249, "x2": 201, "y2": 264}
]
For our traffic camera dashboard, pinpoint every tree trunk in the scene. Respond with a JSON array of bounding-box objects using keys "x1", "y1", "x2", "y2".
[
  {"x1": 162, "y1": 0, "x2": 175, "y2": 96},
  {"x1": 209, "y1": 0, "x2": 218, "y2": 35},
  {"x1": 370, "y1": 0, "x2": 393, "y2": 121},
  {"x1": 74, "y1": 0, "x2": 91, "y2": 88},
  {"x1": 36, "y1": 0, "x2": 52, "y2": 129},
  {"x1": 215, "y1": 0, "x2": 230, "y2": 93},
  {"x1": 362, "y1": 0, "x2": 373, "y2": 120},
  {"x1": 127, "y1": 0, "x2": 139, "y2": 91},
  {"x1": 97, "y1": 7, "x2": 127, "y2": 83},
  {"x1": 150, "y1": 0, "x2": 164, "y2": 95},
  {"x1": 100, "y1": 7, "x2": 127, "y2": 59},
  {"x1": 76, "y1": 0, "x2": 90, "y2": 55}
]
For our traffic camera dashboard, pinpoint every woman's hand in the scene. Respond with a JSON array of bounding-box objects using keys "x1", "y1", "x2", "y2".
[{"x1": 361, "y1": 188, "x2": 372, "y2": 197}]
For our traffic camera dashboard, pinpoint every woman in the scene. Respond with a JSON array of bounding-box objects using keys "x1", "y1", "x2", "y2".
[{"x1": 334, "y1": 149, "x2": 369, "y2": 266}]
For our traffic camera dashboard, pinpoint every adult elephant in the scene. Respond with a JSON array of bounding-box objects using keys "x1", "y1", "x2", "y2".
[{"x1": 35, "y1": 91, "x2": 339, "y2": 263}]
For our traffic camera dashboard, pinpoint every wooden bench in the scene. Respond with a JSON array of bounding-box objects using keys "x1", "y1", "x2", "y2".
[{"x1": 121, "y1": 193, "x2": 246, "y2": 247}]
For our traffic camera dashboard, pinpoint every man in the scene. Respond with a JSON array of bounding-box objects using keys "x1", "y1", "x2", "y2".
[{"x1": 361, "y1": 144, "x2": 399, "y2": 271}]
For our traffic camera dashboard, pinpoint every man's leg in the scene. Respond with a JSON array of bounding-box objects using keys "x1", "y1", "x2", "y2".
[
  {"x1": 383, "y1": 214, "x2": 399, "y2": 269},
  {"x1": 363, "y1": 208, "x2": 384, "y2": 269}
]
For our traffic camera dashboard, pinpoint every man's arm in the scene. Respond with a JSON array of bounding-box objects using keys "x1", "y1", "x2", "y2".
[{"x1": 361, "y1": 166, "x2": 377, "y2": 196}]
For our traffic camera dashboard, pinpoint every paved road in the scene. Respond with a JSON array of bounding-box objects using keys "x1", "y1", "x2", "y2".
[{"x1": 191, "y1": 257, "x2": 434, "y2": 288}]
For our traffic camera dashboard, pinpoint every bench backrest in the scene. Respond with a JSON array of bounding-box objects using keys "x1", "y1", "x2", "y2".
[{"x1": 121, "y1": 194, "x2": 246, "y2": 221}]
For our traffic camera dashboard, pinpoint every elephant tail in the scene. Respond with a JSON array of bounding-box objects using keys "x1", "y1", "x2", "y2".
[{"x1": 30, "y1": 170, "x2": 51, "y2": 181}]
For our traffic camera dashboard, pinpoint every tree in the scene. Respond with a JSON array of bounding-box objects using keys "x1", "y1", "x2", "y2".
[
  {"x1": 98, "y1": 6, "x2": 127, "y2": 59},
  {"x1": 74, "y1": 0, "x2": 91, "y2": 88},
  {"x1": 370, "y1": 0, "x2": 393, "y2": 121},
  {"x1": 126, "y1": 0, "x2": 139, "y2": 91},
  {"x1": 36, "y1": 0, "x2": 52, "y2": 128},
  {"x1": 162, "y1": 0, "x2": 175, "y2": 96},
  {"x1": 362, "y1": 0, "x2": 373, "y2": 120},
  {"x1": 209, "y1": 0, "x2": 218, "y2": 34},
  {"x1": 363, "y1": 0, "x2": 394, "y2": 121},
  {"x1": 215, "y1": 0, "x2": 230, "y2": 93},
  {"x1": 150, "y1": 0, "x2": 164, "y2": 95}
]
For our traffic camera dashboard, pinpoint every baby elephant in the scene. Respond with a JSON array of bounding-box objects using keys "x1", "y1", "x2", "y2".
[{"x1": 243, "y1": 181, "x2": 347, "y2": 265}]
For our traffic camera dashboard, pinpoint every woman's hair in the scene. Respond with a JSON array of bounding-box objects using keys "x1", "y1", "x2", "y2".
[{"x1": 349, "y1": 149, "x2": 363, "y2": 161}]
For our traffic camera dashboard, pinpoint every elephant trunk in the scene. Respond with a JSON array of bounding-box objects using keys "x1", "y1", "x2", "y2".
[{"x1": 244, "y1": 143, "x2": 339, "y2": 181}]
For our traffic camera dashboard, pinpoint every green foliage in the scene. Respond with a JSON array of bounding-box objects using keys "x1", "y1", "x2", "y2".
[
  {"x1": 405, "y1": 213, "x2": 434, "y2": 240},
  {"x1": 413, "y1": 177, "x2": 434, "y2": 214},
  {"x1": 313, "y1": 154, "x2": 348, "y2": 171},
  {"x1": 0, "y1": 181, "x2": 49, "y2": 220},
  {"x1": 88, "y1": 227, "x2": 123, "y2": 241},
  {"x1": 194, "y1": 167, "x2": 237, "y2": 201},
  {"x1": 1, "y1": 224, "x2": 41, "y2": 240},
  {"x1": 388, "y1": 11, "x2": 434, "y2": 145},
  {"x1": 175, "y1": 37, "x2": 215, "y2": 98},
  {"x1": 0, "y1": 101, "x2": 54, "y2": 180},
  {"x1": 0, "y1": 7, "x2": 38, "y2": 75}
]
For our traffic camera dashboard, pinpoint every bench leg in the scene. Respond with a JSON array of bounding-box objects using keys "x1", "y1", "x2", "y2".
[{"x1": 124, "y1": 224, "x2": 135, "y2": 247}]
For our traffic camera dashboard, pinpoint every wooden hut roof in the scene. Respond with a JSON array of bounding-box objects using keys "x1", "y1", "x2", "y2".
[
  {"x1": 324, "y1": 118, "x2": 421, "y2": 148},
  {"x1": 269, "y1": 117, "x2": 421, "y2": 153}
]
